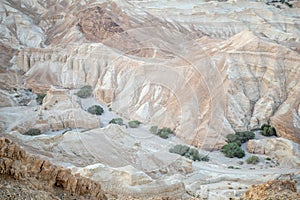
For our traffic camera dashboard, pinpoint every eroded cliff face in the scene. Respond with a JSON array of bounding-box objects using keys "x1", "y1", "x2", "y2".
[
  {"x1": 1, "y1": 1, "x2": 300, "y2": 148},
  {"x1": 0, "y1": 137, "x2": 107, "y2": 199},
  {"x1": 0, "y1": 86, "x2": 100, "y2": 134},
  {"x1": 3, "y1": 124, "x2": 191, "y2": 199}
]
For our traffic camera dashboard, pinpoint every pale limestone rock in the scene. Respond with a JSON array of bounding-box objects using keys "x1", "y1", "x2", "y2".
[
  {"x1": 247, "y1": 138, "x2": 300, "y2": 167},
  {"x1": 1, "y1": 1, "x2": 300, "y2": 199},
  {"x1": 75, "y1": 163, "x2": 185, "y2": 199},
  {"x1": 0, "y1": 89, "x2": 17, "y2": 107},
  {"x1": 5, "y1": 0, "x2": 299, "y2": 149},
  {"x1": 250, "y1": 95, "x2": 276, "y2": 128},
  {"x1": 40, "y1": 86, "x2": 100, "y2": 130},
  {"x1": 113, "y1": 165, "x2": 153, "y2": 186},
  {"x1": 270, "y1": 86, "x2": 300, "y2": 144},
  {"x1": 0, "y1": 3, "x2": 45, "y2": 48},
  {"x1": 7, "y1": 124, "x2": 191, "y2": 198},
  {"x1": 0, "y1": 86, "x2": 100, "y2": 133},
  {"x1": 1, "y1": 0, "x2": 300, "y2": 149}
]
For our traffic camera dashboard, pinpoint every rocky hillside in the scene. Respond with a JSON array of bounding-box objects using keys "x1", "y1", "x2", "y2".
[
  {"x1": 1, "y1": 0, "x2": 300, "y2": 199},
  {"x1": 0, "y1": 137, "x2": 107, "y2": 199},
  {"x1": 1, "y1": 0, "x2": 300, "y2": 149}
]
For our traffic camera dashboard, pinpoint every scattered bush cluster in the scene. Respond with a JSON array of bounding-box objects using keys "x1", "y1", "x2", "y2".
[
  {"x1": 246, "y1": 156, "x2": 260, "y2": 165},
  {"x1": 222, "y1": 142, "x2": 245, "y2": 158},
  {"x1": 23, "y1": 128, "x2": 42, "y2": 136},
  {"x1": 266, "y1": 0, "x2": 293, "y2": 8},
  {"x1": 36, "y1": 93, "x2": 46, "y2": 105},
  {"x1": 226, "y1": 131, "x2": 255, "y2": 146},
  {"x1": 222, "y1": 131, "x2": 255, "y2": 159},
  {"x1": 76, "y1": 85, "x2": 93, "y2": 98},
  {"x1": 150, "y1": 126, "x2": 174, "y2": 139},
  {"x1": 109, "y1": 118, "x2": 124, "y2": 126},
  {"x1": 157, "y1": 127, "x2": 173, "y2": 139},
  {"x1": 261, "y1": 124, "x2": 277, "y2": 137},
  {"x1": 128, "y1": 120, "x2": 142, "y2": 128},
  {"x1": 87, "y1": 105, "x2": 104, "y2": 115},
  {"x1": 169, "y1": 144, "x2": 209, "y2": 162}
]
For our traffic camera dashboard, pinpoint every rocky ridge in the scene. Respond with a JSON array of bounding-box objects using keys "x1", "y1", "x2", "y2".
[
  {"x1": 0, "y1": 137, "x2": 107, "y2": 199},
  {"x1": 0, "y1": 0, "x2": 300, "y2": 199},
  {"x1": 1, "y1": 0, "x2": 299, "y2": 148}
]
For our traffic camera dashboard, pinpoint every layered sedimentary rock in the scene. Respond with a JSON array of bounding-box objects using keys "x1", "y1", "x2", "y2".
[
  {"x1": 40, "y1": 86, "x2": 100, "y2": 131},
  {"x1": 1, "y1": 0, "x2": 297, "y2": 148},
  {"x1": 6, "y1": 124, "x2": 190, "y2": 198},
  {"x1": 247, "y1": 137, "x2": 300, "y2": 167},
  {"x1": 0, "y1": 86, "x2": 100, "y2": 133},
  {"x1": 75, "y1": 164, "x2": 186, "y2": 198},
  {"x1": 0, "y1": 0, "x2": 300, "y2": 199},
  {"x1": 0, "y1": 0, "x2": 300, "y2": 179},
  {"x1": 0, "y1": 137, "x2": 107, "y2": 199}
]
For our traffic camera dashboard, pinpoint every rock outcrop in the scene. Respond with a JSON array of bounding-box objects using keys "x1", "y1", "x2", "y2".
[
  {"x1": 240, "y1": 180, "x2": 300, "y2": 200},
  {"x1": 40, "y1": 86, "x2": 100, "y2": 131},
  {"x1": 247, "y1": 137, "x2": 300, "y2": 167},
  {"x1": 1, "y1": 0, "x2": 300, "y2": 199},
  {"x1": 2, "y1": 0, "x2": 298, "y2": 148},
  {"x1": 75, "y1": 164, "x2": 186, "y2": 199},
  {"x1": 6, "y1": 124, "x2": 190, "y2": 199},
  {"x1": 0, "y1": 137, "x2": 107, "y2": 199},
  {"x1": 78, "y1": 3, "x2": 125, "y2": 42},
  {"x1": 0, "y1": 86, "x2": 100, "y2": 133}
]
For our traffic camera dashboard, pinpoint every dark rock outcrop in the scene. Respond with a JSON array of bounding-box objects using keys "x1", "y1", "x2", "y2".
[{"x1": 0, "y1": 137, "x2": 107, "y2": 200}]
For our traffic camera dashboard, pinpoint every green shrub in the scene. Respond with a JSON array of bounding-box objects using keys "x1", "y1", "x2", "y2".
[
  {"x1": 261, "y1": 123, "x2": 269, "y2": 130},
  {"x1": 109, "y1": 118, "x2": 124, "y2": 126},
  {"x1": 246, "y1": 156, "x2": 259, "y2": 164},
  {"x1": 188, "y1": 148, "x2": 201, "y2": 161},
  {"x1": 226, "y1": 131, "x2": 255, "y2": 146},
  {"x1": 36, "y1": 93, "x2": 46, "y2": 105},
  {"x1": 128, "y1": 120, "x2": 142, "y2": 128},
  {"x1": 221, "y1": 142, "x2": 245, "y2": 158},
  {"x1": 23, "y1": 128, "x2": 41, "y2": 136},
  {"x1": 261, "y1": 124, "x2": 277, "y2": 136},
  {"x1": 169, "y1": 144, "x2": 190, "y2": 156},
  {"x1": 87, "y1": 105, "x2": 104, "y2": 115},
  {"x1": 226, "y1": 134, "x2": 242, "y2": 146},
  {"x1": 235, "y1": 131, "x2": 255, "y2": 143},
  {"x1": 150, "y1": 126, "x2": 174, "y2": 139},
  {"x1": 150, "y1": 126, "x2": 158, "y2": 134},
  {"x1": 157, "y1": 127, "x2": 173, "y2": 139},
  {"x1": 169, "y1": 144, "x2": 209, "y2": 162},
  {"x1": 266, "y1": 157, "x2": 271, "y2": 161},
  {"x1": 76, "y1": 85, "x2": 92, "y2": 98}
]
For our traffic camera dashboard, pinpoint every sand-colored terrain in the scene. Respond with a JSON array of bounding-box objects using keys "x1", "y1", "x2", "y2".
[{"x1": 0, "y1": 0, "x2": 300, "y2": 199}]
